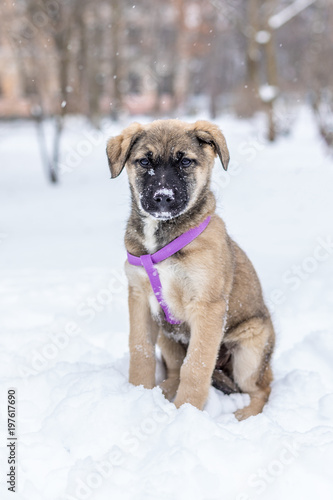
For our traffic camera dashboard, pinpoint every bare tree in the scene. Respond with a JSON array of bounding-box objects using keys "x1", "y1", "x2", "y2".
[
  {"x1": 262, "y1": 0, "x2": 279, "y2": 141},
  {"x1": 109, "y1": 0, "x2": 124, "y2": 120},
  {"x1": 173, "y1": 0, "x2": 191, "y2": 112},
  {"x1": 307, "y1": 2, "x2": 333, "y2": 148}
]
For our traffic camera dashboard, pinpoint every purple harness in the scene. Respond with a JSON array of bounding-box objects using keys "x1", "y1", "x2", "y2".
[{"x1": 127, "y1": 216, "x2": 211, "y2": 324}]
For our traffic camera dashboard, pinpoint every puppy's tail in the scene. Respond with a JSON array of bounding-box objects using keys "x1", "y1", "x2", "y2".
[{"x1": 212, "y1": 369, "x2": 239, "y2": 395}]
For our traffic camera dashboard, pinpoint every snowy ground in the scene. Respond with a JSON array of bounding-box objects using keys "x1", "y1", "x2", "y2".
[{"x1": 0, "y1": 108, "x2": 333, "y2": 500}]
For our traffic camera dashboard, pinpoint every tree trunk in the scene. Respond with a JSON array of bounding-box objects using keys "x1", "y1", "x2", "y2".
[
  {"x1": 110, "y1": 0, "x2": 123, "y2": 120},
  {"x1": 263, "y1": 0, "x2": 278, "y2": 141},
  {"x1": 88, "y1": 5, "x2": 102, "y2": 126},
  {"x1": 173, "y1": 0, "x2": 190, "y2": 113},
  {"x1": 77, "y1": 8, "x2": 89, "y2": 116},
  {"x1": 246, "y1": 0, "x2": 260, "y2": 97}
]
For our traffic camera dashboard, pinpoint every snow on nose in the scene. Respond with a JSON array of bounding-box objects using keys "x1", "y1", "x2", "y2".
[{"x1": 154, "y1": 188, "x2": 175, "y2": 200}]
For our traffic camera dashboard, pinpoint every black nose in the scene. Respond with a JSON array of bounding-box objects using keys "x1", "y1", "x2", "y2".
[
  {"x1": 154, "y1": 193, "x2": 173, "y2": 204},
  {"x1": 153, "y1": 190, "x2": 174, "y2": 210}
]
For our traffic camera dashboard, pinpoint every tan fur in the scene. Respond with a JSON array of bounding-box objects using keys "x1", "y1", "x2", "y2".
[
  {"x1": 107, "y1": 119, "x2": 275, "y2": 420},
  {"x1": 157, "y1": 334, "x2": 186, "y2": 401}
]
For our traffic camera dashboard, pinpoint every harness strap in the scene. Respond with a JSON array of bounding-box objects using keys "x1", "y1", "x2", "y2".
[
  {"x1": 127, "y1": 216, "x2": 211, "y2": 324},
  {"x1": 140, "y1": 254, "x2": 180, "y2": 324}
]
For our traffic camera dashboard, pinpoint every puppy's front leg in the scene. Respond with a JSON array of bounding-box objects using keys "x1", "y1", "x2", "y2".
[
  {"x1": 128, "y1": 286, "x2": 158, "y2": 389},
  {"x1": 173, "y1": 301, "x2": 226, "y2": 410}
]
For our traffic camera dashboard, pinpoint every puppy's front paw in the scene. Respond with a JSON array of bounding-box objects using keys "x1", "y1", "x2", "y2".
[
  {"x1": 159, "y1": 377, "x2": 179, "y2": 401},
  {"x1": 173, "y1": 395, "x2": 185, "y2": 409},
  {"x1": 173, "y1": 389, "x2": 206, "y2": 410}
]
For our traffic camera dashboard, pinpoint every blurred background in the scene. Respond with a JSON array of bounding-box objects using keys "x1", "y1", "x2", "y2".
[{"x1": 0, "y1": 0, "x2": 332, "y2": 182}]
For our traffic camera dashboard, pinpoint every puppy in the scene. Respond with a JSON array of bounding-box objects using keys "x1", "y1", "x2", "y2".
[{"x1": 106, "y1": 119, "x2": 275, "y2": 420}]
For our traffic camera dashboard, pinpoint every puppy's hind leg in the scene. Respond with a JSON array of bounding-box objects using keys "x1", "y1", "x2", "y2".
[
  {"x1": 230, "y1": 317, "x2": 275, "y2": 421},
  {"x1": 158, "y1": 333, "x2": 186, "y2": 401}
]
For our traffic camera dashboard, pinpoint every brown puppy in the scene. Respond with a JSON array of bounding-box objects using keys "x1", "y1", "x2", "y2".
[{"x1": 106, "y1": 119, "x2": 275, "y2": 420}]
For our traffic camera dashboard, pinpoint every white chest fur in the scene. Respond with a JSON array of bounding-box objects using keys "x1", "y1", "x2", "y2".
[{"x1": 143, "y1": 216, "x2": 159, "y2": 253}]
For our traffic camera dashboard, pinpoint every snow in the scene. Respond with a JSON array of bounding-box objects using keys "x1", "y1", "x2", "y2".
[
  {"x1": 268, "y1": 0, "x2": 317, "y2": 30},
  {"x1": 155, "y1": 188, "x2": 174, "y2": 198},
  {"x1": 0, "y1": 108, "x2": 333, "y2": 499},
  {"x1": 259, "y1": 84, "x2": 279, "y2": 103},
  {"x1": 152, "y1": 211, "x2": 172, "y2": 220},
  {"x1": 255, "y1": 30, "x2": 271, "y2": 45}
]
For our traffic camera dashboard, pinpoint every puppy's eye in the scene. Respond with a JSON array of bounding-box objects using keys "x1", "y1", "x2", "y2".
[
  {"x1": 139, "y1": 158, "x2": 149, "y2": 167},
  {"x1": 181, "y1": 157, "x2": 192, "y2": 167}
]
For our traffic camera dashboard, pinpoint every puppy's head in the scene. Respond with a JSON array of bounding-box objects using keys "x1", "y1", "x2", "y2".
[{"x1": 106, "y1": 119, "x2": 229, "y2": 220}]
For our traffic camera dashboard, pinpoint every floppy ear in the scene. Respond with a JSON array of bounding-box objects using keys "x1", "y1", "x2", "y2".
[
  {"x1": 106, "y1": 122, "x2": 143, "y2": 178},
  {"x1": 192, "y1": 120, "x2": 230, "y2": 171}
]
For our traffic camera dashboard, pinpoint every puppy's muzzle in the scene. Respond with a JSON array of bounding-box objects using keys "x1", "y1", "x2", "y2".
[{"x1": 141, "y1": 184, "x2": 188, "y2": 220}]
